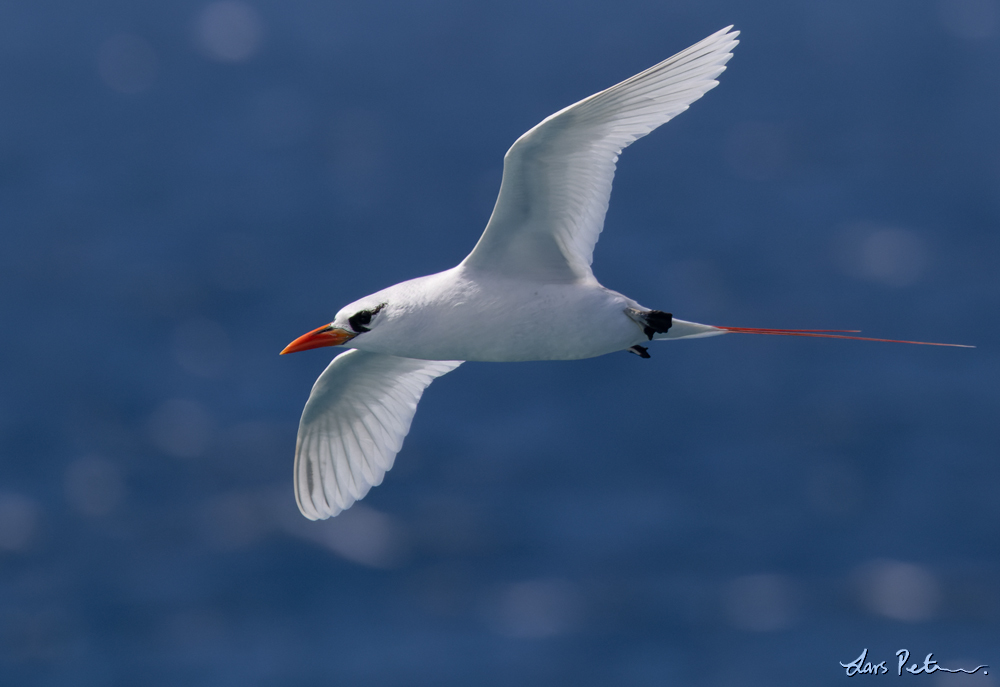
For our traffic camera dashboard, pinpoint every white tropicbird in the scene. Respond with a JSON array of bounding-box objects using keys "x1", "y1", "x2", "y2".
[{"x1": 282, "y1": 27, "x2": 970, "y2": 520}]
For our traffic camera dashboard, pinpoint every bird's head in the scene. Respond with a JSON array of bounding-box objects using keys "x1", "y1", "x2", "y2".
[{"x1": 281, "y1": 301, "x2": 388, "y2": 355}]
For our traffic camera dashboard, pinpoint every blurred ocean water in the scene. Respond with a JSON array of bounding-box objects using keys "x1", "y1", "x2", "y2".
[{"x1": 1, "y1": 1, "x2": 998, "y2": 684}]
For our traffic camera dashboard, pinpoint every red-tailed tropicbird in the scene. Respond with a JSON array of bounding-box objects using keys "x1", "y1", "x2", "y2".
[{"x1": 281, "y1": 27, "x2": 970, "y2": 520}]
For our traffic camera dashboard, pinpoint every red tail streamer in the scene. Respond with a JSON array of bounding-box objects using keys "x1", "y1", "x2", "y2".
[{"x1": 715, "y1": 326, "x2": 974, "y2": 348}]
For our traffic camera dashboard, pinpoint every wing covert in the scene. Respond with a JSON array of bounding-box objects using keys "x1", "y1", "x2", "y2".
[
  {"x1": 461, "y1": 26, "x2": 739, "y2": 283},
  {"x1": 294, "y1": 349, "x2": 463, "y2": 520}
]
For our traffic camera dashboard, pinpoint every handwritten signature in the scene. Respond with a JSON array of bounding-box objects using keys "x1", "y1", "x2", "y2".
[{"x1": 840, "y1": 648, "x2": 988, "y2": 676}]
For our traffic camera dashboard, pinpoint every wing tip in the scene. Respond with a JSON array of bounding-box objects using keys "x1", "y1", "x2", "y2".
[
  {"x1": 716, "y1": 26, "x2": 740, "y2": 53},
  {"x1": 294, "y1": 482, "x2": 333, "y2": 520}
]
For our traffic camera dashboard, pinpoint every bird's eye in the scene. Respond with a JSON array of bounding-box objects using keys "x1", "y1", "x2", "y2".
[
  {"x1": 349, "y1": 310, "x2": 372, "y2": 332},
  {"x1": 348, "y1": 302, "x2": 386, "y2": 333}
]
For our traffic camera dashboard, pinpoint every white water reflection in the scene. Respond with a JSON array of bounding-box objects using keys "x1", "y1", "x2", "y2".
[{"x1": 194, "y1": 2, "x2": 264, "y2": 63}]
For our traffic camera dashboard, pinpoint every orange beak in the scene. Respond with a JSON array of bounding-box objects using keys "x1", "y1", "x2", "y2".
[{"x1": 280, "y1": 324, "x2": 357, "y2": 355}]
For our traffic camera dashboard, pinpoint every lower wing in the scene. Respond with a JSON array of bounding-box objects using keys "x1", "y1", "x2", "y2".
[{"x1": 294, "y1": 349, "x2": 463, "y2": 520}]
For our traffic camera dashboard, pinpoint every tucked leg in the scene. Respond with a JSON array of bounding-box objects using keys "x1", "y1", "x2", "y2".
[{"x1": 628, "y1": 344, "x2": 651, "y2": 358}]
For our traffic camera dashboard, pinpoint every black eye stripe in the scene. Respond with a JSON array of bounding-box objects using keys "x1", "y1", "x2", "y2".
[
  {"x1": 348, "y1": 302, "x2": 386, "y2": 333},
  {"x1": 348, "y1": 312, "x2": 370, "y2": 332}
]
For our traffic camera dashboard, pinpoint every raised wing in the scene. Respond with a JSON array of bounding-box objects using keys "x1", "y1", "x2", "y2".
[
  {"x1": 461, "y1": 26, "x2": 738, "y2": 284},
  {"x1": 294, "y1": 349, "x2": 463, "y2": 520}
]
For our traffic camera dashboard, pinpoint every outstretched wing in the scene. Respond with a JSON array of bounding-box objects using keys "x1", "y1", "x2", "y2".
[
  {"x1": 294, "y1": 349, "x2": 463, "y2": 520},
  {"x1": 461, "y1": 26, "x2": 739, "y2": 284}
]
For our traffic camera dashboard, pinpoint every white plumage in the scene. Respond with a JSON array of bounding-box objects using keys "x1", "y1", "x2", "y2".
[
  {"x1": 285, "y1": 27, "x2": 740, "y2": 519},
  {"x1": 464, "y1": 26, "x2": 738, "y2": 284},
  {"x1": 295, "y1": 350, "x2": 462, "y2": 520},
  {"x1": 284, "y1": 26, "x2": 969, "y2": 519}
]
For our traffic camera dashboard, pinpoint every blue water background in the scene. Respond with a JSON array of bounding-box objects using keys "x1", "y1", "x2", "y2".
[{"x1": 2, "y1": 0, "x2": 998, "y2": 684}]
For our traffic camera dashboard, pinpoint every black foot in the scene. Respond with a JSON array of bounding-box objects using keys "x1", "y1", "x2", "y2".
[
  {"x1": 628, "y1": 345, "x2": 651, "y2": 358},
  {"x1": 642, "y1": 310, "x2": 673, "y2": 340}
]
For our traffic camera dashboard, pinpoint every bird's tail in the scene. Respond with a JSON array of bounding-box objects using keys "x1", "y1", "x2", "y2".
[{"x1": 708, "y1": 324, "x2": 974, "y2": 348}]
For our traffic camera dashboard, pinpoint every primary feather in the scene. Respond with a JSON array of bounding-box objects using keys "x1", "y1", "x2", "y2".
[
  {"x1": 462, "y1": 26, "x2": 739, "y2": 284},
  {"x1": 295, "y1": 350, "x2": 462, "y2": 520}
]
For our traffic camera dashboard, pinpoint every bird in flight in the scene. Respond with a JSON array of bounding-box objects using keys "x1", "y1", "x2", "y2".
[{"x1": 281, "y1": 27, "x2": 970, "y2": 520}]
